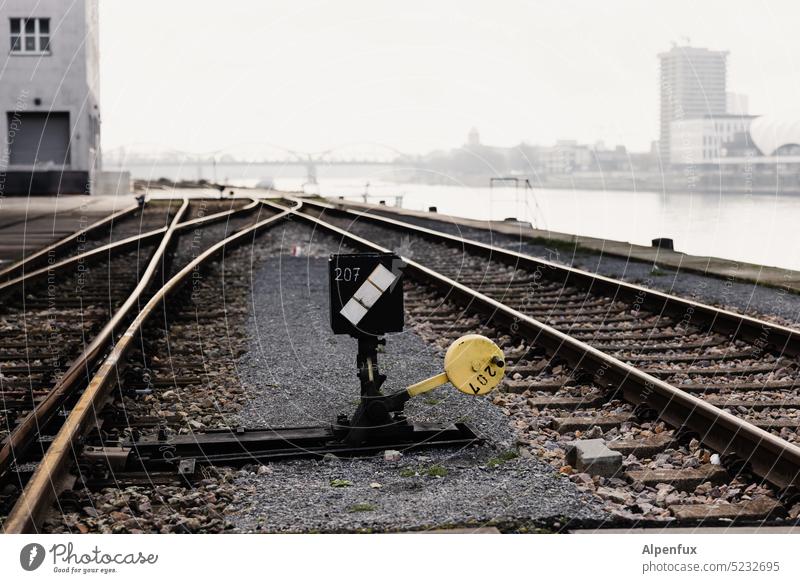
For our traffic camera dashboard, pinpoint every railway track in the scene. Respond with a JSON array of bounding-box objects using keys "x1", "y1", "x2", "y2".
[
  {"x1": 0, "y1": 201, "x2": 171, "y2": 283},
  {"x1": 0, "y1": 199, "x2": 185, "y2": 450},
  {"x1": 48, "y1": 219, "x2": 344, "y2": 533},
  {"x1": 287, "y1": 198, "x2": 800, "y2": 524},
  {"x1": 403, "y1": 287, "x2": 784, "y2": 523},
  {"x1": 0, "y1": 197, "x2": 281, "y2": 532},
  {"x1": 3, "y1": 194, "x2": 800, "y2": 532}
]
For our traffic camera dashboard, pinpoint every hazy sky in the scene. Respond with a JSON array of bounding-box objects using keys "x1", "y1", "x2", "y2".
[{"x1": 100, "y1": 0, "x2": 800, "y2": 156}]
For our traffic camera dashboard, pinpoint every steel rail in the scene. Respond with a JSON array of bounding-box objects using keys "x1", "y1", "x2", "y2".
[
  {"x1": 0, "y1": 227, "x2": 168, "y2": 297},
  {"x1": 171, "y1": 196, "x2": 262, "y2": 231},
  {"x1": 299, "y1": 197, "x2": 800, "y2": 358},
  {"x1": 0, "y1": 197, "x2": 263, "y2": 474},
  {"x1": 0, "y1": 198, "x2": 190, "y2": 481},
  {"x1": 0, "y1": 202, "x2": 143, "y2": 281},
  {"x1": 2, "y1": 200, "x2": 299, "y2": 533},
  {"x1": 0, "y1": 197, "x2": 262, "y2": 298},
  {"x1": 284, "y1": 205, "x2": 800, "y2": 494}
]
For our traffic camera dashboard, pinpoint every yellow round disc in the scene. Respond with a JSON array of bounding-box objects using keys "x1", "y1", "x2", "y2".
[{"x1": 443, "y1": 334, "x2": 506, "y2": 395}]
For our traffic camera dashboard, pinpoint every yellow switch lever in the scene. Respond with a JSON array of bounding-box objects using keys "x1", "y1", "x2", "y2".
[
  {"x1": 406, "y1": 334, "x2": 506, "y2": 398},
  {"x1": 407, "y1": 373, "x2": 449, "y2": 397}
]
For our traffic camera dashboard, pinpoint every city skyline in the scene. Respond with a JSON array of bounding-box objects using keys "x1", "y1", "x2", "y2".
[
  {"x1": 99, "y1": 0, "x2": 800, "y2": 156},
  {"x1": 97, "y1": 39, "x2": 757, "y2": 162}
]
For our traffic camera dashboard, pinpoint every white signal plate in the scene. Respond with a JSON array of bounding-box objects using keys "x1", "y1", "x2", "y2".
[
  {"x1": 368, "y1": 264, "x2": 397, "y2": 291},
  {"x1": 340, "y1": 298, "x2": 369, "y2": 325},
  {"x1": 338, "y1": 264, "x2": 399, "y2": 326},
  {"x1": 353, "y1": 280, "x2": 383, "y2": 307}
]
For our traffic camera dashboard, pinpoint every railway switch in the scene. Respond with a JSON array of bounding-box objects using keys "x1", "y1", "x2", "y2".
[
  {"x1": 329, "y1": 252, "x2": 503, "y2": 448},
  {"x1": 95, "y1": 253, "x2": 506, "y2": 474},
  {"x1": 120, "y1": 253, "x2": 500, "y2": 468},
  {"x1": 338, "y1": 331, "x2": 505, "y2": 446}
]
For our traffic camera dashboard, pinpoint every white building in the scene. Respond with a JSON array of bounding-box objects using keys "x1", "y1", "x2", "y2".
[
  {"x1": 0, "y1": 0, "x2": 100, "y2": 194},
  {"x1": 659, "y1": 46, "x2": 728, "y2": 164},
  {"x1": 538, "y1": 140, "x2": 593, "y2": 174},
  {"x1": 748, "y1": 116, "x2": 800, "y2": 157},
  {"x1": 670, "y1": 114, "x2": 756, "y2": 165}
]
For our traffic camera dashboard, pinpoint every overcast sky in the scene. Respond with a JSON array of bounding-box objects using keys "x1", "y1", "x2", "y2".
[{"x1": 99, "y1": 0, "x2": 800, "y2": 156}]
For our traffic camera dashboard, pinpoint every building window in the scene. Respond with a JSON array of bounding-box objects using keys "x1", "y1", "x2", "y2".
[{"x1": 9, "y1": 18, "x2": 50, "y2": 54}]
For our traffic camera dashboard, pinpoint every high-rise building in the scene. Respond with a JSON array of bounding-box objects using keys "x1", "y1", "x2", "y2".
[{"x1": 659, "y1": 45, "x2": 728, "y2": 164}]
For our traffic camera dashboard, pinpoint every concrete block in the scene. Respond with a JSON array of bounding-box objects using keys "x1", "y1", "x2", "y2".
[{"x1": 565, "y1": 439, "x2": 623, "y2": 477}]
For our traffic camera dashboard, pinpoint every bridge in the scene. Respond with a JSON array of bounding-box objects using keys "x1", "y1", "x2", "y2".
[{"x1": 105, "y1": 144, "x2": 411, "y2": 185}]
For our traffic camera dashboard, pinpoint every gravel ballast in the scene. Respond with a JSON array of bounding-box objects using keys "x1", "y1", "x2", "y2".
[{"x1": 228, "y1": 227, "x2": 606, "y2": 532}]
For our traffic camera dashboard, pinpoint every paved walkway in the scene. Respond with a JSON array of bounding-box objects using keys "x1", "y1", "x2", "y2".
[{"x1": 0, "y1": 195, "x2": 134, "y2": 264}]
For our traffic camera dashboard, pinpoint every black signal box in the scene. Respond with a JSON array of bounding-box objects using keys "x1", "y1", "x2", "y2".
[{"x1": 329, "y1": 253, "x2": 405, "y2": 338}]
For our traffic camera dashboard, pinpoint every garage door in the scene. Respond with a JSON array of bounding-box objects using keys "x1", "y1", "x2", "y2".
[{"x1": 6, "y1": 111, "x2": 71, "y2": 165}]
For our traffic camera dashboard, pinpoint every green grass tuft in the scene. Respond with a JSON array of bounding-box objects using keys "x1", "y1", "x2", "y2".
[
  {"x1": 487, "y1": 450, "x2": 519, "y2": 468},
  {"x1": 426, "y1": 465, "x2": 448, "y2": 478},
  {"x1": 348, "y1": 503, "x2": 376, "y2": 513}
]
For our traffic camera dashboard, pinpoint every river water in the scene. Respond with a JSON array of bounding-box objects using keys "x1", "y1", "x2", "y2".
[
  {"x1": 118, "y1": 163, "x2": 800, "y2": 272},
  {"x1": 289, "y1": 178, "x2": 800, "y2": 273}
]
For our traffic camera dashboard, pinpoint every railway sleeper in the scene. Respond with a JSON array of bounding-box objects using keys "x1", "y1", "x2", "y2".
[
  {"x1": 625, "y1": 465, "x2": 728, "y2": 490},
  {"x1": 501, "y1": 379, "x2": 572, "y2": 394},
  {"x1": 643, "y1": 363, "x2": 788, "y2": 377},
  {"x1": 669, "y1": 497, "x2": 785, "y2": 521},
  {"x1": 569, "y1": 321, "x2": 688, "y2": 334},
  {"x1": 606, "y1": 434, "x2": 675, "y2": 457},
  {"x1": 553, "y1": 414, "x2": 635, "y2": 433},
  {"x1": 525, "y1": 395, "x2": 608, "y2": 410},
  {"x1": 676, "y1": 381, "x2": 799, "y2": 393},
  {"x1": 618, "y1": 350, "x2": 760, "y2": 364},
  {"x1": 705, "y1": 398, "x2": 800, "y2": 411},
  {"x1": 591, "y1": 337, "x2": 727, "y2": 352}
]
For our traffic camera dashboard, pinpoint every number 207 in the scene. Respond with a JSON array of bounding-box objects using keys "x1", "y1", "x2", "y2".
[
  {"x1": 469, "y1": 362, "x2": 498, "y2": 393},
  {"x1": 334, "y1": 267, "x2": 360, "y2": 282}
]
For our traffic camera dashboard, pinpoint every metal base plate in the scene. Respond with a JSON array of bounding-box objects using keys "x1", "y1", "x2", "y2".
[{"x1": 121, "y1": 422, "x2": 480, "y2": 472}]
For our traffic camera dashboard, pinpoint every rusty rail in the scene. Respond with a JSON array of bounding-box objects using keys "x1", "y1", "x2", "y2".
[
  {"x1": 0, "y1": 197, "x2": 262, "y2": 298},
  {"x1": 283, "y1": 203, "x2": 800, "y2": 493},
  {"x1": 0, "y1": 198, "x2": 190, "y2": 481},
  {"x1": 298, "y1": 197, "x2": 800, "y2": 358},
  {"x1": 0, "y1": 201, "x2": 142, "y2": 281},
  {"x1": 2, "y1": 199, "x2": 298, "y2": 533}
]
